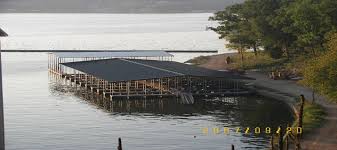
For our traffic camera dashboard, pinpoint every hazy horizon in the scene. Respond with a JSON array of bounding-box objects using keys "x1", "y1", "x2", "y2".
[{"x1": 0, "y1": 0, "x2": 244, "y2": 13}]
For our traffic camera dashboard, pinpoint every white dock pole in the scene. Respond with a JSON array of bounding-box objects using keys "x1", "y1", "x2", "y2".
[
  {"x1": 0, "y1": 28, "x2": 8, "y2": 150},
  {"x1": 0, "y1": 39, "x2": 5, "y2": 150}
]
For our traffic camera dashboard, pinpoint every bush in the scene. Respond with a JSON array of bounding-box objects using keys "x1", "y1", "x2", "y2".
[{"x1": 266, "y1": 45, "x2": 284, "y2": 59}]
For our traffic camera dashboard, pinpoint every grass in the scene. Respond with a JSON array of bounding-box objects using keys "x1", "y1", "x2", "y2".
[
  {"x1": 186, "y1": 51, "x2": 310, "y2": 77},
  {"x1": 227, "y1": 52, "x2": 286, "y2": 71},
  {"x1": 186, "y1": 51, "x2": 288, "y2": 71},
  {"x1": 302, "y1": 102, "x2": 326, "y2": 133}
]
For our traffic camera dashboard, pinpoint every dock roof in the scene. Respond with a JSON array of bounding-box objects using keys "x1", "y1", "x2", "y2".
[
  {"x1": 61, "y1": 59, "x2": 253, "y2": 82},
  {"x1": 52, "y1": 50, "x2": 173, "y2": 58}
]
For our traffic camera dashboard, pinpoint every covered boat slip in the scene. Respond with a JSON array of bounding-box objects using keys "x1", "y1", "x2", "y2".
[{"x1": 58, "y1": 58, "x2": 253, "y2": 101}]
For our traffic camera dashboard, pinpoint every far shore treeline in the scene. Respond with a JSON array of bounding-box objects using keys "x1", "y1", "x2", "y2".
[{"x1": 209, "y1": 0, "x2": 337, "y2": 102}]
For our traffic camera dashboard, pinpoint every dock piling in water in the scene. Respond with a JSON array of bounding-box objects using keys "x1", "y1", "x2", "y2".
[{"x1": 118, "y1": 138, "x2": 122, "y2": 150}]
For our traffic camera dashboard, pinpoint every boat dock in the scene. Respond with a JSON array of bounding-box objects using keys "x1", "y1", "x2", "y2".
[{"x1": 48, "y1": 51, "x2": 254, "y2": 104}]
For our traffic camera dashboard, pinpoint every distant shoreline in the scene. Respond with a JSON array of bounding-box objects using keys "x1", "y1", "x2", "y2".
[
  {"x1": 1, "y1": 50, "x2": 219, "y2": 53},
  {"x1": 0, "y1": 11, "x2": 216, "y2": 14}
]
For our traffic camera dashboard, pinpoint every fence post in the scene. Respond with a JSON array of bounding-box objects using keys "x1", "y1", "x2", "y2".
[
  {"x1": 312, "y1": 90, "x2": 315, "y2": 103},
  {"x1": 278, "y1": 126, "x2": 283, "y2": 150},
  {"x1": 118, "y1": 137, "x2": 122, "y2": 150},
  {"x1": 285, "y1": 135, "x2": 289, "y2": 150},
  {"x1": 296, "y1": 95, "x2": 305, "y2": 150},
  {"x1": 285, "y1": 123, "x2": 289, "y2": 150},
  {"x1": 271, "y1": 135, "x2": 274, "y2": 150}
]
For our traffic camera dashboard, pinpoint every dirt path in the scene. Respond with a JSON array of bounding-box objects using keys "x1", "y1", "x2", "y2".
[{"x1": 200, "y1": 54, "x2": 337, "y2": 150}]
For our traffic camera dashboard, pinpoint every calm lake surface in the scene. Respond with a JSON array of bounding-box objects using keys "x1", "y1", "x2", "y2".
[
  {"x1": 3, "y1": 53, "x2": 293, "y2": 150},
  {"x1": 0, "y1": 13, "x2": 230, "y2": 62},
  {"x1": 1, "y1": 13, "x2": 293, "y2": 149}
]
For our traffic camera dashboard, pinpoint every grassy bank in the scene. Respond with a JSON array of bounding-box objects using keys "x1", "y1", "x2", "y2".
[
  {"x1": 187, "y1": 50, "x2": 337, "y2": 104},
  {"x1": 186, "y1": 51, "x2": 301, "y2": 73},
  {"x1": 302, "y1": 102, "x2": 326, "y2": 133},
  {"x1": 187, "y1": 52, "x2": 328, "y2": 134}
]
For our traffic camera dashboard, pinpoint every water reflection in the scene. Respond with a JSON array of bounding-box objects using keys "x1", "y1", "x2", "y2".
[
  {"x1": 49, "y1": 76, "x2": 294, "y2": 134},
  {"x1": 48, "y1": 75, "x2": 295, "y2": 149}
]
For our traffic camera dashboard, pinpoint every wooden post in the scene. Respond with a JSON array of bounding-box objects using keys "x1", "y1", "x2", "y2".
[
  {"x1": 312, "y1": 90, "x2": 315, "y2": 103},
  {"x1": 296, "y1": 95, "x2": 305, "y2": 150},
  {"x1": 127, "y1": 81, "x2": 130, "y2": 99},
  {"x1": 285, "y1": 134, "x2": 289, "y2": 150},
  {"x1": 231, "y1": 144, "x2": 235, "y2": 150},
  {"x1": 117, "y1": 137, "x2": 122, "y2": 150},
  {"x1": 285, "y1": 123, "x2": 289, "y2": 150},
  {"x1": 278, "y1": 126, "x2": 283, "y2": 150},
  {"x1": 159, "y1": 79, "x2": 163, "y2": 95},
  {"x1": 271, "y1": 135, "x2": 274, "y2": 150},
  {"x1": 299, "y1": 95, "x2": 305, "y2": 129}
]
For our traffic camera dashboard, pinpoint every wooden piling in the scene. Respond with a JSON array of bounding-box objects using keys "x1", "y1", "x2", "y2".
[
  {"x1": 271, "y1": 135, "x2": 274, "y2": 150},
  {"x1": 285, "y1": 134, "x2": 289, "y2": 150},
  {"x1": 299, "y1": 94, "x2": 305, "y2": 128},
  {"x1": 118, "y1": 137, "x2": 122, "y2": 150},
  {"x1": 296, "y1": 95, "x2": 305, "y2": 150},
  {"x1": 278, "y1": 126, "x2": 283, "y2": 150}
]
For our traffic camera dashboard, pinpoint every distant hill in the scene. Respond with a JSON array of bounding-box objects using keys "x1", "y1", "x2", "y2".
[{"x1": 0, "y1": 0, "x2": 244, "y2": 13}]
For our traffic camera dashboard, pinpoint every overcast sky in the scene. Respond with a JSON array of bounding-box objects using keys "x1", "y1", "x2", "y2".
[{"x1": 0, "y1": 0, "x2": 244, "y2": 13}]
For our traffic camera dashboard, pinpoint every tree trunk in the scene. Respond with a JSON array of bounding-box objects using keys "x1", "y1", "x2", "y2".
[
  {"x1": 253, "y1": 44, "x2": 257, "y2": 57},
  {"x1": 285, "y1": 45, "x2": 290, "y2": 60},
  {"x1": 240, "y1": 47, "x2": 244, "y2": 67},
  {"x1": 311, "y1": 46, "x2": 316, "y2": 56}
]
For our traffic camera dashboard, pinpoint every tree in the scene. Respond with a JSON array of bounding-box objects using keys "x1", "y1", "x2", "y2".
[
  {"x1": 210, "y1": 0, "x2": 337, "y2": 59},
  {"x1": 277, "y1": 0, "x2": 337, "y2": 55},
  {"x1": 209, "y1": 4, "x2": 259, "y2": 64},
  {"x1": 302, "y1": 32, "x2": 337, "y2": 102}
]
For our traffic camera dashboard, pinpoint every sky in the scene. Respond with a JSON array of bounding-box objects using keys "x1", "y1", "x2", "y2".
[{"x1": 0, "y1": 0, "x2": 244, "y2": 13}]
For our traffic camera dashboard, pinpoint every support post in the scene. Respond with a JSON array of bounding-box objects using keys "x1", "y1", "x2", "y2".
[
  {"x1": 278, "y1": 126, "x2": 283, "y2": 150},
  {"x1": 285, "y1": 134, "x2": 288, "y2": 150},
  {"x1": 296, "y1": 95, "x2": 305, "y2": 150},
  {"x1": 312, "y1": 90, "x2": 315, "y2": 103},
  {"x1": 0, "y1": 37, "x2": 6, "y2": 150},
  {"x1": 271, "y1": 135, "x2": 274, "y2": 150},
  {"x1": 118, "y1": 138, "x2": 122, "y2": 150},
  {"x1": 127, "y1": 81, "x2": 130, "y2": 99}
]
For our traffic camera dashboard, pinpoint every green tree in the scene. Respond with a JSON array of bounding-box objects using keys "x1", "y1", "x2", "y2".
[
  {"x1": 209, "y1": 4, "x2": 260, "y2": 64},
  {"x1": 277, "y1": 0, "x2": 337, "y2": 55},
  {"x1": 210, "y1": 0, "x2": 337, "y2": 59},
  {"x1": 302, "y1": 33, "x2": 337, "y2": 102}
]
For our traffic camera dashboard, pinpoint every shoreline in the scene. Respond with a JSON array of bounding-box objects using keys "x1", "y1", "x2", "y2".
[
  {"x1": 252, "y1": 84, "x2": 298, "y2": 118},
  {"x1": 192, "y1": 53, "x2": 337, "y2": 149}
]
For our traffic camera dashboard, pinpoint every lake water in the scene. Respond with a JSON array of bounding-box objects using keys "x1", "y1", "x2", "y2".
[
  {"x1": 0, "y1": 13, "x2": 231, "y2": 62},
  {"x1": 1, "y1": 13, "x2": 293, "y2": 149}
]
